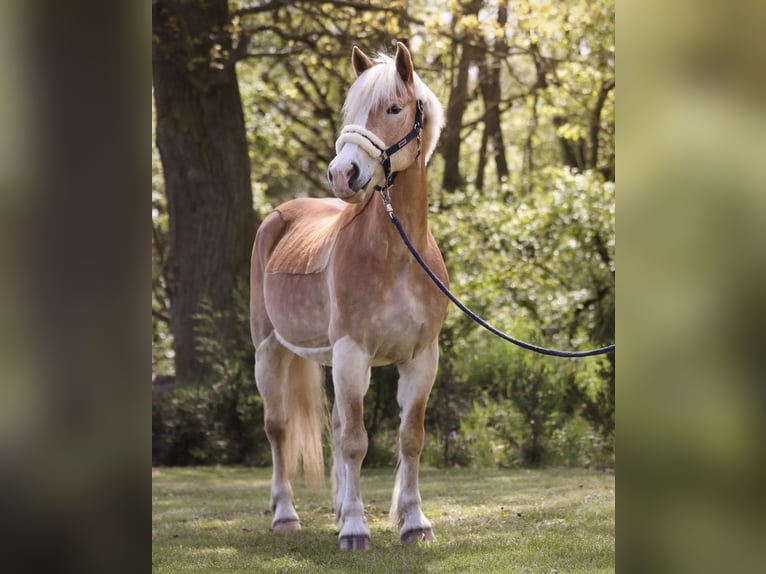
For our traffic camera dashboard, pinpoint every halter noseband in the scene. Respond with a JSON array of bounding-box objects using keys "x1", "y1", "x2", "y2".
[{"x1": 334, "y1": 100, "x2": 424, "y2": 196}]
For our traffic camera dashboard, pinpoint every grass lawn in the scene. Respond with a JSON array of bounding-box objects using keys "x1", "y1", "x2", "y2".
[{"x1": 152, "y1": 466, "x2": 614, "y2": 573}]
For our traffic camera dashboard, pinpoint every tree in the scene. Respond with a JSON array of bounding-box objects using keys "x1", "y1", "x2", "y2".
[
  {"x1": 152, "y1": 0, "x2": 255, "y2": 380},
  {"x1": 441, "y1": 0, "x2": 483, "y2": 193},
  {"x1": 475, "y1": 0, "x2": 510, "y2": 191}
]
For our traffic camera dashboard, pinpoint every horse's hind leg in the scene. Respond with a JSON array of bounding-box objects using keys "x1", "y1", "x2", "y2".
[
  {"x1": 391, "y1": 339, "x2": 439, "y2": 544},
  {"x1": 255, "y1": 333, "x2": 301, "y2": 532}
]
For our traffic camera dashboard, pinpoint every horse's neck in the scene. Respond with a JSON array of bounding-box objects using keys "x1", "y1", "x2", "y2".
[{"x1": 375, "y1": 161, "x2": 430, "y2": 252}]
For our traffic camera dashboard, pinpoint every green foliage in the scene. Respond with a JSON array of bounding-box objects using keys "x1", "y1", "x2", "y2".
[
  {"x1": 194, "y1": 286, "x2": 254, "y2": 387},
  {"x1": 424, "y1": 166, "x2": 614, "y2": 468},
  {"x1": 360, "y1": 364, "x2": 402, "y2": 467},
  {"x1": 152, "y1": 385, "x2": 239, "y2": 465},
  {"x1": 152, "y1": 105, "x2": 173, "y2": 375},
  {"x1": 444, "y1": 340, "x2": 607, "y2": 468},
  {"x1": 152, "y1": 378, "x2": 269, "y2": 466},
  {"x1": 153, "y1": 285, "x2": 269, "y2": 466},
  {"x1": 431, "y1": 168, "x2": 614, "y2": 346},
  {"x1": 236, "y1": 1, "x2": 410, "y2": 203},
  {"x1": 456, "y1": 398, "x2": 500, "y2": 468},
  {"x1": 548, "y1": 415, "x2": 614, "y2": 469}
]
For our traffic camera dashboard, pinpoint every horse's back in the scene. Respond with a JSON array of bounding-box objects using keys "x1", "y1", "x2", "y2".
[
  {"x1": 274, "y1": 196, "x2": 347, "y2": 224},
  {"x1": 251, "y1": 197, "x2": 348, "y2": 345},
  {"x1": 260, "y1": 197, "x2": 349, "y2": 275}
]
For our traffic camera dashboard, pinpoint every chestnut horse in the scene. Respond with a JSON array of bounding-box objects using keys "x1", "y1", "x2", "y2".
[{"x1": 250, "y1": 42, "x2": 447, "y2": 551}]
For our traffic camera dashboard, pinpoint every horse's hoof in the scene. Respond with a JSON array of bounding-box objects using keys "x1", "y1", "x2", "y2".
[
  {"x1": 271, "y1": 518, "x2": 301, "y2": 533},
  {"x1": 401, "y1": 527, "x2": 436, "y2": 544},
  {"x1": 339, "y1": 535, "x2": 372, "y2": 551}
]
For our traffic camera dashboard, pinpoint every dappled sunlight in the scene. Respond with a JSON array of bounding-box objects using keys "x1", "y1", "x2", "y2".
[
  {"x1": 186, "y1": 546, "x2": 238, "y2": 558},
  {"x1": 153, "y1": 466, "x2": 613, "y2": 572},
  {"x1": 189, "y1": 518, "x2": 246, "y2": 531}
]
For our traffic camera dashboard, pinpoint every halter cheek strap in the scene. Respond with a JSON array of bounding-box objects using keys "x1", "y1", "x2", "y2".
[{"x1": 334, "y1": 100, "x2": 424, "y2": 193}]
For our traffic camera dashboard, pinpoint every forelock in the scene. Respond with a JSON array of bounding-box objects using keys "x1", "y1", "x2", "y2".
[{"x1": 342, "y1": 55, "x2": 406, "y2": 124}]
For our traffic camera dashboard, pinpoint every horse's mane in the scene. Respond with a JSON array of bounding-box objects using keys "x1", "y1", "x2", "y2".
[{"x1": 341, "y1": 54, "x2": 444, "y2": 164}]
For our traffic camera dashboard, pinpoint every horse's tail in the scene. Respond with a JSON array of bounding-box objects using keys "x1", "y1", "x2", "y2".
[{"x1": 284, "y1": 356, "x2": 328, "y2": 488}]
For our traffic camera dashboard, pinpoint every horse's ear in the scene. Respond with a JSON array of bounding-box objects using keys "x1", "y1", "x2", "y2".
[
  {"x1": 394, "y1": 41, "x2": 413, "y2": 84},
  {"x1": 352, "y1": 46, "x2": 374, "y2": 77}
]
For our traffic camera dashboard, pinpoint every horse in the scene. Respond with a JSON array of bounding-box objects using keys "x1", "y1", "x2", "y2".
[{"x1": 250, "y1": 42, "x2": 448, "y2": 551}]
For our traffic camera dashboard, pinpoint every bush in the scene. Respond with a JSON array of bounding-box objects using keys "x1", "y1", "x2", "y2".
[
  {"x1": 153, "y1": 385, "x2": 228, "y2": 465},
  {"x1": 152, "y1": 379, "x2": 270, "y2": 466},
  {"x1": 426, "y1": 168, "x2": 615, "y2": 468},
  {"x1": 547, "y1": 416, "x2": 615, "y2": 469},
  {"x1": 429, "y1": 337, "x2": 615, "y2": 469},
  {"x1": 152, "y1": 286, "x2": 271, "y2": 466}
]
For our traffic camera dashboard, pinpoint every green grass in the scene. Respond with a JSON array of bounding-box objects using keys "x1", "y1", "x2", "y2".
[{"x1": 152, "y1": 466, "x2": 614, "y2": 573}]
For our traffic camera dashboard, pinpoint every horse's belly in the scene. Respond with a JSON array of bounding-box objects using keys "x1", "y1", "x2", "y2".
[
  {"x1": 264, "y1": 273, "x2": 332, "y2": 350},
  {"x1": 273, "y1": 331, "x2": 334, "y2": 366}
]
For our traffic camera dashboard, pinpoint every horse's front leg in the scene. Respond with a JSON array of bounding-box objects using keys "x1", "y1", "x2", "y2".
[
  {"x1": 391, "y1": 339, "x2": 439, "y2": 544},
  {"x1": 331, "y1": 337, "x2": 372, "y2": 550},
  {"x1": 330, "y1": 400, "x2": 344, "y2": 525}
]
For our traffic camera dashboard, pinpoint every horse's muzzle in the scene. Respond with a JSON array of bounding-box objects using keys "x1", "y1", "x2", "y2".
[{"x1": 328, "y1": 150, "x2": 376, "y2": 201}]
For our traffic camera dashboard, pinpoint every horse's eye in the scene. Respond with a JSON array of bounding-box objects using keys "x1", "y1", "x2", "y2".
[{"x1": 387, "y1": 104, "x2": 402, "y2": 115}]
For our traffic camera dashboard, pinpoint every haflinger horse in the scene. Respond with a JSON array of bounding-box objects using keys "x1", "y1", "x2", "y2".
[{"x1": 250, "y1": 42, "x2": 448, "y2": 551}]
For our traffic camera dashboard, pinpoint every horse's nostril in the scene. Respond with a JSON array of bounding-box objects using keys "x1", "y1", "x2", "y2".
[
  {"x1": 348, "y1": 162, "x2": 360, "y2": 185},
  {"x1": 328, "y1": 169, "x2": 334, "y2": 184}
]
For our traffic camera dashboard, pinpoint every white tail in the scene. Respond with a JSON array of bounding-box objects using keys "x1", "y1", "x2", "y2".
[{"x1": 284, "y1": 356, "x2": 328, "y2": 488}]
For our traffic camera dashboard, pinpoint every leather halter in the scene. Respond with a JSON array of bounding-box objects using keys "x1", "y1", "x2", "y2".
[{"x1": 334, "y1": 100, "x2": 424, "y2": 194}]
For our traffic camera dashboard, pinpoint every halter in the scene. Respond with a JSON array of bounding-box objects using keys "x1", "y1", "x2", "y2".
[{"x1": 334, "y1": 100, "x2": 424, "y2": 207}]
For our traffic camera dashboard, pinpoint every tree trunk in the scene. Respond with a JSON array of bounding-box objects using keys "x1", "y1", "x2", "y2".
[
  {"x1": 553, "y1": 116, "x2": 587, "y2": 171},
  {"x1": 152, "y1": 0, "x2": 255, "y2": 381},
  {"x1": 476, "y1": 123, "x2": 488, "y2": 192},
  {"x1": 477, "y1": 0, "x2": 509, "y2": 186},
  {"x1": 588, "y1": 78, "x2": 615, "y2": 180},
  {"x1": 479, "y1": 66, "x2": 509, "y2": 183},
  {"x1": 441, "y1": 0, "x2": 482, "y2": 193}
]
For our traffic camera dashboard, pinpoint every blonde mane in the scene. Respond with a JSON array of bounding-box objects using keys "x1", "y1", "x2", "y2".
[{"x1": 341, "y1": 54, "x2": 444, "y2": 164}]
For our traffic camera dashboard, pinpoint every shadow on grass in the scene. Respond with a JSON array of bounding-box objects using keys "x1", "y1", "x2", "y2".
[{"x1": 152, "y1": 466, "x2": 614, "y2": 573}]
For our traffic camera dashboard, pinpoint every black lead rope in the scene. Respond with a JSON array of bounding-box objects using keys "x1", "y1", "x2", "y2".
[
  {"x1": 368, "y1": 101, "x2": 614, "y2": 358},
  {"x1": 385, "y1": 207, "x2": 615, "y2": 358}
]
